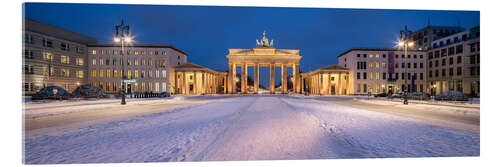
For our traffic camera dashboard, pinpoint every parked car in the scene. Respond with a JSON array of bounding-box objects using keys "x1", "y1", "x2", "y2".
[
  {"x1": 374, "y1": 92, "x2": 388, "y2": 97},
  {"x1": 158, "y1": 92, "x2": 170, "y2": 98},
  {"x1": 72, "y1": 84, "x2": 107, "y2": 98},
  {"x1": 435, "y1": 91, "x2": 468, "y2": 101},
  {"x1": 32, "y1": 86, "x2": 73, "y2": 100},
  {"x1": 408, "y1": 92, "x2": 431, "y2": 100},
  {"x1": 390, "y1": 91, "x2": 405, "y2": 98}
]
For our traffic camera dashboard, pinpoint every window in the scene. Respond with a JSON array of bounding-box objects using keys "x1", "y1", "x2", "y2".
[
  {"x1": 383, "y1": 54, "x2": 386, "y2": 58},
  {"x1": 162, "y1": 70, "x2": 167, "y2": 78},
  {"x1": 76, "y1": 70, "x2": 84, "y2": 78},
  {"x1": 100, "y1": 59, "x2": 104, "y2": 65},
  {"x1": 149, "y1": 59, "x2": 153, "y2": 66},
  {"x1": 91, "y1": 50, "x2": 97, "y2": 55},
  {"x1": 149, "y1": 70, "x2": 153, "y2": 78},
  {"x1": 91, "y1": 69, "x2": 97, "y2": 77},
  {"x1": 369, "y1": 72, "x2": 373, "y2": 80},
  {"x1": 99, "y1": 69, "x2": 104, "y2": 78},
  {"x1": 357, "y1": 72, "x2": 361, "y2": 79},
  {"x1": 60, "y1": 55, "x2": 70, "y2": 64},
  {"x1": 449, "y1": 68, "x2": 454, "y2": 76},
  {"x1": 435, "y1": 70, "x2": 439, "y2": 77},
  {"x1": 76, "y1": 58, "x2": 84, "y2": 66},
  {"x1": 413, "y1": 63, "x2": 417, "y2": 68},
  {"x1": 141, "y1": 70, "x2": 145, "y2": 78},
  {"x1": 442, "y1": 69, "x2": 446, "y2": 77},
  {"x1": 382, "y1": 62, "x2": 386, "y2": 68},
  {"x1": 370, "y1": 54, "x2": 374, "y2": 58},
  {"x1": 420, "y1": 73, "x2": 423, "y2": 80},
  {"x1": 156, "y1": 70, "x2": 160, "y2": 78},
  {"x1": 375, "y1": 54, "x2": 380, "y2": 58},
  {"x1": 61, "y1": 69, "x2": 70, "y2": 77},
  {"x1": 449, "y1": 57, "x2": 453, "y2": 65},
  {"x1": 60, "y1": 43, "x2": 69, "y2": 51},
  {"x1": 442, "y1": 59, "x2": 446, "y2": 66},
  {"x1": 141, "y1": 51, "x2": 146, "y2": 55},
  {"x1": 107, "y1": 69, "x2": 111, "y2": 78},
  {"x1": 376, "y1": 62, "x2": 380, "y2": 68},
  {"x1": 363, "y1": 72, "x2": 367, "y2": 79},
  {"x1": 24, "y1": 65, "x2": 34, "y2": 74},
  {"x1": 42, "y1": 38, "x2": 53, "y2": 47},
  {"x1": 134, "y1": 70, "x2": 139, "y2": 78},
  {"x1": 457, "y1": 56, "x2": 462, "y2": 64},
  {"x1": 24, "y1": 50, "x2": 34, "y2": 59},
  {"x1": 106, "y1": 59, "x2": 110, "y2": 65},
  {"x1": 135, "y1": 51, "x2": 139, "y2": 55},
  {"x1": 457, "y1": 67, "x2": 462, "y2": 76},
  {"x1": 420, "y1": 55, "x2": 423, "y2": 59},
  {"x1": 429, "y1": 61, "x2": 432, "y2": 68},
  {"x1": 76, "y1": 47, "x2": 84, "y2": 53},
  {"x1": 448, "y1": 46, "x2": 455, "y2": 55},
  {"x1": 363, "y1": 54, "x2": 367, "y2": 58},
  {"x1": 92, "y1": 59, "x2": 96, "y2": 65},
  {"x1": 441, "y1": 49, "x2": 447, "y2": 57},
  {"x1": 24, "y1": 34, "x2": 33, "y2": 43},
  {"x1": 407, "y1": 63, "x2": 410, "y2": 69},
  {"x1": 42, "y1": 52, "x2": 54, "y2": 61},
  {"x1": 135, "y1": 59, "x2": 139, "y2": 66},
  {"x1": 420, "y1": 63, "x2": 423, "y2": 69},
  {"x1": 429, "y1": 71, "x2": 432, "y2": 78},
  {"x1": 401, "y1": 63, "x2": 405, "y2": 68},
  {"x1": 383, "y1": 72, "x2": 386, "y2": 80},
  {"x1": 376, "y1": 72, "x2": 380, "y2": 80},
  {"x1": 357, "y1": 54, "x2": 360, "y2": 58},
  {"x1": 113, "y1": 69, "x2": 117, "y2": 78},
  {"x1": 471, "y1": 44, "x2": 476, "y2": 52},
  {"x1": 456, "y1": 45, "x2": 463, "y2": 53}
]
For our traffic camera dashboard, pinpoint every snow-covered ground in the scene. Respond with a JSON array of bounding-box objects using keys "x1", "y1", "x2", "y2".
[{"x1": 23, "y1": 96, "x2": 479, "y2": 164}]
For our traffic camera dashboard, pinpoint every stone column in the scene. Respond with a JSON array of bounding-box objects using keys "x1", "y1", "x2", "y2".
[
  {"x1": 293, "y1": 64, "x2": 300, "y2": 93},
  {"x1": 174, "y1": 71, "x2": 178, "y2": 94},
  {"x1": 201, "y1": 72, "x2": 205, "y2": 94},
  {"x1": 182, "y1": 72, "x2": 187, "y2": 94},
  {"x1": 346, "y1": 73, "x2": 350, "y2": 95},
  {"x1": 193, "y1": 71, "x2": 198, "y2": 94},
  {"x1": 254, "y1": 64, "x2": 259, "y2": 93},
  {"x1": 270, "y1": 64, "x2": 275, "y2": 94},
  {"x1": 242, "y1": 63, "x2": 247, "y2": 94},
  {"x1": 227, "y1": 63, "x2": 233, "y2": 94},
  {"x1": 338, "y1": 72, "x2": 342, "y2": 95},
  {"x1": 282, "y1": 64, "x2": 287, "y2": 94},
  {"x1": 327, "y1": 73, "x2": 332, "y2": 95}
]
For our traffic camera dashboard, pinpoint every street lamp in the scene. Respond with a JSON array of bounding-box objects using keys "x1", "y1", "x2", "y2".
[
  {"x1": 114, "y1": 19, "x2": 132, "y2": 105},
  {"x1": 398, "y1": 25, "x2": 414, "y2": 105}
]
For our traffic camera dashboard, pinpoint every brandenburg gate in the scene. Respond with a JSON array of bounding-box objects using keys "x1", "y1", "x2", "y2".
[{"x1": 226, "y1": 31, "x2": 302, "y2": 94}]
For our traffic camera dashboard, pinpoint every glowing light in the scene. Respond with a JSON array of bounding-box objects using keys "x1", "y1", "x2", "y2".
[
  {"x1": 398, "y1": 41, "x2": 404, "y2": 47},
  {"x1": 113, "y1": 37, "x2": 120, "y2": 42},
  {"x1": 124, "y1": 36, "x2": 132, "y2": 43},
  {"x1": 408, "y1": 42, "x2": 415, "y2": 47}
]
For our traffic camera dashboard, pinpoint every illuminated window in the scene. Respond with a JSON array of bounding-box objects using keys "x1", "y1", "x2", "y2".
[
  {"x1": 149, "y1": 59, "x2": 153, "y2": 66},
  {"x1": 376, "y1": 62, "x2": 380, "y2": 68},
  {"x1": 149, "y1": 70, "x2": 153, "y2": 78},
  {"x1": 134, "y1": 51, "x2": 139, "y2": 55},
  {"x1": 134, "y1": 70, "x2": 139, "y2": 78},
  {"x1": 91, "y1": 50, "x2": 97, "y2": 55},
  {"x1": 127, "y1": 70, "x2": 132, "y2": 79},
  {"x1": 149, "y1": 51, "x2": 153, "y2": 55},
  {"x1": 76, "y1": 70, "x2": 84, "y2": 78},
  {"x1": 141, "y1": 51, "x2": 145, "y2": 55},
  {"x1": 91, "y1": 69, "x2": 96, "y2": 77},
  {"x1": 42, "y1": 52, "x2": 54, "y2": 61},
  {"x1": 100, "y1": 59, "x2": 104, "y2": 65},
  {"x1": 76, "y1": 58, "x2": 84, "y2": 66},
  {"x1": 106, "y1": 69, "x2": 111, "y2": 78},
  {"x1": 61, "y1": 69, "x2": 70, "y2": 77},
  {"x1": 162, "y1": 70, "x2": 167, "y2": 78},
  {"x1": 375, "y1": 54, "x2": 380, "y2": 58},
  {"x1": 134, "y1": 59, "x2": 139, "y2": 66},
  {"x1": 156, "y1": 70, "x2": 160, "y2": 78},
  {"x1": 376, "y1": 72, "x2": 380, "y2": 80},
  {"x1": 99, "y1": 69, "x2": 103, "y2": 78},
  {"x1": 60, "y1": 55, "x2": 70, "y2": 64},
  {"x1": 113, "y1": 69, "x2": 117, "y2": 78},
  {"x1": 92, "y1": 59, "x2": 96, "y2": 65},
  {"x1": 99, "y1": 50, "x2": 103, "y2": 55},
  {"x1": 369, "y1": 62, "x2": 373, "y2": 68},
  {"x1": 369, "y1": 72, "x2": 373, "y2": 80},
  {"x1": 382, "y1": 62, "x2": 386, "y2": 68}
]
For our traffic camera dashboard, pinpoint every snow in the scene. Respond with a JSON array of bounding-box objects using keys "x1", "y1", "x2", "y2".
[{"x1": 23, "y1": 96, "x2": 479, "y2": 164}]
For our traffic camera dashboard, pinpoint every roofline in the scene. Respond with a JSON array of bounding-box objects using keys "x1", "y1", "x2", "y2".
[
  {"x1": 88, "y1": 44, "x2": 188, "y2": 56},
  {"x1": 23, "y1": 18, "x2": 97, "y2": 44},
  {"x1": 411, "y1": 25, "x2": 464, "y2": 33},
  {"x1": 338, "y1": 48, "x2": 426, "y2": 58}
]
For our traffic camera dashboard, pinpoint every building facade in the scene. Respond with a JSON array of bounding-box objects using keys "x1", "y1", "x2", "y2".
[
  {"x1": 427, "y1": 26, "x2": 480, "y2": 96},
  {"x1": 338, "y1": 48, "x2": 428, "y2": 95},
  {"x1": 23, "y1": 18, "x2": 97, "y2": 95},
  {"x1": 409, "y1": 25, "x2": 464, "y2": 51},
  {"x1": 302, "y1": 65, "x2": 353, "y2": 95},
  {"x1": 87, "y1": 44, "x2": 187, "y2": 94},
  {"x1": 174, "y1": 63, "x2": 227, "y2": 95}
]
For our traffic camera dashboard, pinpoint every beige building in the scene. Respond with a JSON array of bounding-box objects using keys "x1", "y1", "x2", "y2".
[
  {"x1": 23, "y1": 18, "x2": 97, "y2": 95},
  {"x1": 174, "y1": 63, "x2": 227, "y2": 94},
  {"x1": 427, "y1": 26, "x2": 480, "y2": 96},
  {"x1": 302, "y1": 65, "x2": 353, "y2": 95},
  {"x1": 338, "y1": 48, "x2": 427, "y2": 95},
  {"x1": 87, "y1": 44, "x2": 187, "y2": 94}
]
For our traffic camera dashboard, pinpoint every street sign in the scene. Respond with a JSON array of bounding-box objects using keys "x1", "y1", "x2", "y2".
[{"x1": 123, "y1": 79, "x2": 136, "y2": 83}]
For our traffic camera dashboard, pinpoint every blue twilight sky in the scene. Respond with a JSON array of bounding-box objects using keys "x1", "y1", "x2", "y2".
[{"x1": 23, "y1": 3, "x2": 479, "y2": 87}]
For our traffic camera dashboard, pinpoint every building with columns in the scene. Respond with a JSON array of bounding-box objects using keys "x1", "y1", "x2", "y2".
[
  {"x1": 174, "y1": 63, "x2": 226, "y2": 95},
  {"x1": 226, "y1": 31, "x2": 302, "y2": 94},
  {"x1": 302, "y1": 64, "x2": 353, "y2": 95}
]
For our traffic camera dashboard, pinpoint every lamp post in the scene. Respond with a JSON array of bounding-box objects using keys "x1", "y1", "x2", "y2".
[
  {"x1": 114, "y1": 19, "x2": 132, "y2": 105},
  {"x1": 398, "y1": 25, "x2": 414, "y2": 105}
]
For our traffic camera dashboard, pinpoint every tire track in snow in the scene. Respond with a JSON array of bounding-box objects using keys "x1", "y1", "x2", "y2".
[{"x1": 279, "y1": 97, "x2": 375, "y2": 158}]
